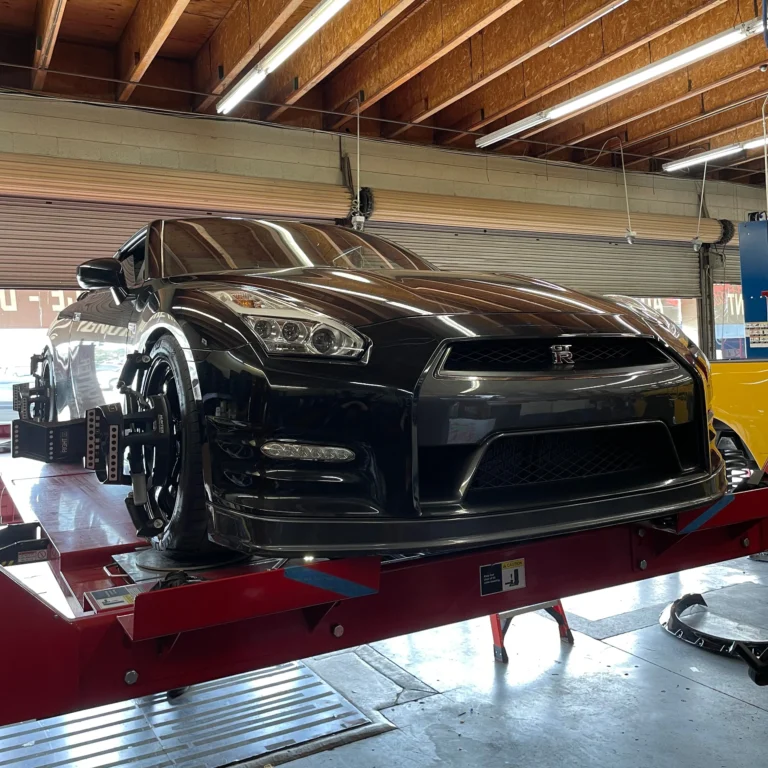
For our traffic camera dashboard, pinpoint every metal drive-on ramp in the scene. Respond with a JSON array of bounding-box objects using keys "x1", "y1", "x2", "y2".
[
  {"x1": 1, "y1": 455, "x2": 768, "y2": 729},
  {"x1": 0, "y1": 662, "x2": 370, "y2": 768}
]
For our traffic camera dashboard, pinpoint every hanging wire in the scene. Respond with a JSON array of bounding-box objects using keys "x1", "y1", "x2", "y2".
[
  {"x1": 695, "y1": 160, "x2": 708, "y2": 242},
  {"x1": 582, "y1": 136, "x2": 620, "y2": 166},
  {"x1": 618, "y1": 139, "x2": 634, "y2": 239},
  {"x1": 347, "y1": 95, "x2": 362, "y2": 216}
]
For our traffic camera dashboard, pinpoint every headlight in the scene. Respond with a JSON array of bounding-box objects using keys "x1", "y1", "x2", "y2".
[{"x1": 205, "y1": 289, "x2": 367, "y2": 360}]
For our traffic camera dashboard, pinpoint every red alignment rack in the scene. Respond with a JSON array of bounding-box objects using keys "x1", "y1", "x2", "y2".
[{"x1": 1, "y1": 456, "x2": 766, "y2": 727}]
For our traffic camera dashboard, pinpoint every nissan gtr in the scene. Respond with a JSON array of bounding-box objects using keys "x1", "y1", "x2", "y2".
[{"x1": 21, "y1": 217, "x2": 726, "y2": 557}]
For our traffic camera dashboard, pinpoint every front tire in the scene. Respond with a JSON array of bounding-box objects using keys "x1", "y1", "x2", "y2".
[{"x1": 140, "y1": 334, "x2": 219, "y2": 554}]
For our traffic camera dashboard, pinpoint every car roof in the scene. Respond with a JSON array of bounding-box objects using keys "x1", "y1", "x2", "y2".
[{"x1": 117, "y1": 217, "x2": 354, "y2": 255}]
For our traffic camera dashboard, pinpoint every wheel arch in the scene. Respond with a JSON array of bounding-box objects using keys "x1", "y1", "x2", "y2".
[
  {"x1": 713, "y1": 417, "x2": 760, "y2": 467},
  {"x1": 135, "y1": 319, "x2": 206, "y2": 405}
]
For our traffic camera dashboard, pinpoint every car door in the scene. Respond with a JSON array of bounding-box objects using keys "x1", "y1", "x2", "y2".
[
  {"x1": 47, "y1": 295, "x2": 78, "y2": 421},
  {"x1": 68, "y1": 231, "x2": 146, "y2": 417}
]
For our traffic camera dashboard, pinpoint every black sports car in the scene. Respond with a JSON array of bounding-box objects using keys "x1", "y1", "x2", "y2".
[{"x1": 25, "y1": 217, "x2": 726, "y2": 557}]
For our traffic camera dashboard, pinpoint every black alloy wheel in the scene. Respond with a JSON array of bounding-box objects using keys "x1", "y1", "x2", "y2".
[
  {"x1": 142, "y1": 356, "x2": 183, "y2": 526},
  {"x1": 138, "y1": 334, "x2": 219, "y2": 554}
]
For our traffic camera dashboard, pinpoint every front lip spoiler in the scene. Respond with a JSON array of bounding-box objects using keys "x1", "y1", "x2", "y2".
[
  {"x1": 207, "y1": 469, "x2": 726, "y2": 557},
  {"x1": 660, "y1": 593, "x2": 768, "y2": 685}
]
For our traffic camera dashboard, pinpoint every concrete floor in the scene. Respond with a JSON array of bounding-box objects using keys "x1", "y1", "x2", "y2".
[{"x1": 285, "y1": 556, "x2": 768, "y2": 768}]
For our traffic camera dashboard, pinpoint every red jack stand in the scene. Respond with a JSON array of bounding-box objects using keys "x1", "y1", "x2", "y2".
[{"x1": 490, "y1": 599, "x2": 575, "y2": 663}]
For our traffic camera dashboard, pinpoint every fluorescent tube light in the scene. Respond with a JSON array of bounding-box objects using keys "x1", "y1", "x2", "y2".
[
  {"x1": 476, "y1": 18, "x2": 764, "y2": 148},
  {"x1": 217, "y1": 0, "x2": 351, "y2": 115},
  {"x1": 217, "y1": 70, "x2": 267, "y2": 115},
  {"x1": 548, "y1": 0, "x2": 630, "y2": 48},
  {"x1": 662, "y1": 134, "x2": 768, "y2": 172},
  {"x1": 548, "y1": 27, "x2": 753, "y2": 119},
  {"x1": 743, "y1": 137, "x2": 768, "y2": 150},
  {"x1": 260, "y1": 0, "x2": 351, "y2": 73},
  {"x1": 476, "y1": 113, "x2": 550, "y2": 148},
  {"x1": 662, "y1": 144, "x2": 743, "y2": 172}
]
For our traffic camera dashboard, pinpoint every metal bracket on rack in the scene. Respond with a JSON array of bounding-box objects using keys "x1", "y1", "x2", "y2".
[{"x1": 12, "y1": 352, "x2": 174, "y2": 539}]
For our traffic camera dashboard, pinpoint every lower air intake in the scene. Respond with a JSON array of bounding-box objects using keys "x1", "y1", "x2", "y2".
[{"x1": 466, "y1": 422, "x2": 682, "y2": 503}]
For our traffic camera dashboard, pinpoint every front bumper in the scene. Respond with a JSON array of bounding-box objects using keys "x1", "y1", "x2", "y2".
[
  {"x1": 207, "y1": 467, "x2": 726, "y2": 556},
  {"x1": 199, "y1": 311, "x2": 723, "y2": 557}
]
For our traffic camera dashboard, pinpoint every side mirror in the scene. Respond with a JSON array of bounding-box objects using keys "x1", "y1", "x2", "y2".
[{"x1": 77, "y1": 259, "x2": 126, "y2": 291}]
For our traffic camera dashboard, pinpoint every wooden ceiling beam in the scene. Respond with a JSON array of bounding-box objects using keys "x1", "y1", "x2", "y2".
[
  {"x1": 193, "y1": 0, "x2": 308, "y2": 113},
  {"x1": 722, "y1": 151, "x2": 766, "y2": 169},
  {"x1": 439, "y1": 0, "x2": 729, "y2": 148},
  {"x1": 117, "y1": 0, "x2": 191, "y2": 102},
  {"x1": 725, "y1": 158, "x2": 765, "y2": 181},
  {"x1": 617, "y1": 79, "x2": 768, "y2": 168},
  {"x1": 260, "y1": 0, "x2": 420, "y2": 123},
  {"x1": 383, "y1": 0, "x2": 634, "y2": 140},
  {"x1": 525, "y1": 49, "x2": 768, "y2": 161},
  {"x1": 492, "y1": 0, "x2": 740, "y2": 153},
  {"x1": 549, "y1": 50, "x2": 768, "y2": 155},
  {"x1": 621, "y1": 98, "x2": 768, "y2": 170},
  {"x1": 32, "y1": 0, "x2": 68, "y2": 90},
  {"x1": 711, "y1": 152, "x2": 764, "y2": 180},
  {"x1": 624, "y1": 109, "x2": 765, "y2": 169},
  {"x1": 323, "y1": 0, "x2": 526, "y2": 131}
]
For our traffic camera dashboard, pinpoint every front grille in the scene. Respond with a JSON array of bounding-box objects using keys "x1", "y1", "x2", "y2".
[
  {"x1": 464, "y1": 423, "x2": 682, "y2": 505},
  {"x1": 443, "y1": 337, "x2": 668, "y2": 373}
]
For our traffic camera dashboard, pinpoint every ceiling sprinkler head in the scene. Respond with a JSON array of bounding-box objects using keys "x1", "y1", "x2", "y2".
[{"x1": 625, "y1": 229, "x2": 637, "y2": 245}]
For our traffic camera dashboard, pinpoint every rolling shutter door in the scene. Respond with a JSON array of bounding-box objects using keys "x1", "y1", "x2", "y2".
[
  {"x1": 367, "y1": 223, "x2": 701, "y2": 298},
  {"x1": 370, "y1": 189, "x2": 727, "y2": 245},
  {"x1": 0, "y1": 152, "x2": 350, "y2": 288},
  {"x1": 714, "y1": 246, "x2": 742, "y2": 285},
  {"x1": 0, "y1": 197, "x2": 336, "y2": 288},
  {"x1": 0, "y1": 153, "x2": 349, "y2": 218}
]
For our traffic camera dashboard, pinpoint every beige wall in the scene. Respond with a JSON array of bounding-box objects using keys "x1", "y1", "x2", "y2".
[{"x1": 0, "y1": 92, "x2": 764, "y2": 226}]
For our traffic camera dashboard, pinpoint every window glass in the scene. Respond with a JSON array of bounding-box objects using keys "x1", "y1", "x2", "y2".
[
  {"x1": 148, "y1": 221, "x2": 163, "y2": 279},
  {"x1": 713, "y1": 283, "x2": 746, "y2": 360},
  {"x1": 119, "y1": 242, "x2": 146, "y2": 287},
  {"x1": 0, "y1": 289, "x2": 78, "y2": 423},
  {"x1": 638, "y1": 297, "x2": 700, "y2": 345},
  {"x1": 116, "y1": 230, "x2": 147, "y2": 287},
  {"x1": 160, "y1": 219, "x2": 432, "y2": 276}
]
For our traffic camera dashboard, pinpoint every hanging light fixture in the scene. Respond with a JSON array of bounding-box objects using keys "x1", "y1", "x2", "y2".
[
  {"x1": 217, "y1": 0, "x2": 352, "y2": 115},
  {"x1": 477, "y1": 18, "x2": 765, "y2": 149},
  {"x1": 548, "y1": 0, "x2": 630, "y2": 48},
  {"x1": 662, "y1": 136, "x2": 768, "y2": 173}
]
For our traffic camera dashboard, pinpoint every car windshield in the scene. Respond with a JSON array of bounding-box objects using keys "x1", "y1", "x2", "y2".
[{"x1": 157, "y1": 218, "x2": 434, "y2": 277}]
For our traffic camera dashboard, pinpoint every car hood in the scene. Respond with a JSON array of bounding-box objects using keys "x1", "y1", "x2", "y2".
[{"x1": 178, "y1": 268, "x2": 626, "y2": 327}]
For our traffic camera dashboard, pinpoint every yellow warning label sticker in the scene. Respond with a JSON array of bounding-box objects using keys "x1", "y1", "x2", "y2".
[{"x1": 480, "y1": 558, "x2": 526, "y2": 596}]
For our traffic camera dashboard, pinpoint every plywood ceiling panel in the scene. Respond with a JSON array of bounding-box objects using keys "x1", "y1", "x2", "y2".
[
  {"x1": 160, "y1": 10, "x2": 220, "y2": 58},
  {"x1": 0, "y1": 0, "x2": 35, "y2": 33},
  {"x1": 58, "y1": 0, "x2": 139, "y2": 44},
  {"x1": 186, "y1": 0, "x2": 232, "y2": 17}
]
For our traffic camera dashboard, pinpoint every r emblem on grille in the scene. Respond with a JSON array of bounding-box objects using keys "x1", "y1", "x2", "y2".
[{"x1": 550, "y1": 344, "x2": 574, "y2": 365}]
